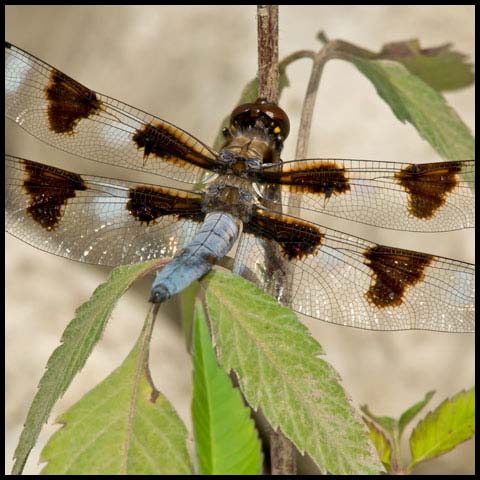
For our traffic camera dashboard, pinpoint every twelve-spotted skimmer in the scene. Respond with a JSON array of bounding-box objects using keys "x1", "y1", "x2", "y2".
[{"x1": 5, "y1": 42, "x2": 474, "y2": 332}]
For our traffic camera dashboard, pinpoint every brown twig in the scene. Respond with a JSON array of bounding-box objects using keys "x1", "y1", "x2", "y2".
[
  {"x1": 257, "y1": 5, "x2": 279, "y2": 102},
  {"x1": 295, "y1": 43, "x2": 334, "y2": 159},
  {"x1": 270, "y1": 429, "x2": 297, "y2": 475},
  {"x1": 257, "y1": 5, "x2": 297, "y2": 475}
]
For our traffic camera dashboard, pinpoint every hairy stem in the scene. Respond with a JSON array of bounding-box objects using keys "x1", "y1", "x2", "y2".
[
  {"x1": 257, "y1": 5, "x2": 279, "y2": 102},
  {"x1": 257, "y1": 5, "x2": 297, "y2": 475}
]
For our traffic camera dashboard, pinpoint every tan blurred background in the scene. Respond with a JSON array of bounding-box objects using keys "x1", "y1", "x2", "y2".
[{"x1": 5, "y1": 5, "x2": 474, "y2": 474}]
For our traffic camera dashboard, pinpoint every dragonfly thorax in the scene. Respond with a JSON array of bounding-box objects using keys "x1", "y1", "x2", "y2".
[
  {"x1": 202, "y1": 184, "x2": 254, "y2": 223},
  {"x1": 218, "y1": 137, "x2": 266, "y2": 175}
]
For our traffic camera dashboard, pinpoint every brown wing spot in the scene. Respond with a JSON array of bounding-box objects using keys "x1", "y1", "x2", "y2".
[
  {"x1": 262, "y1": 161, "x2": 350, "y2": 197},
  {"x1": 127, "y1": 185, "x2": 204, "y2": 225},
  {"x1": 22, "y1": 159, "x2": 87, "y2": 230},
  {"x1": 132, "y1": 122, "x2": 216, "y2": 169},
  {"x1": 395, "y1": 162, "x2": 462, "y2": 219},
  {"x1": 45, "y1": 68, "x2": 102, "y2": 134},
  {"x1": 245, "y1": 209, "x2": 324, "y2": 260},
  {"x1": 364, "y1": 245, "x2": 433, "y2": 308}
]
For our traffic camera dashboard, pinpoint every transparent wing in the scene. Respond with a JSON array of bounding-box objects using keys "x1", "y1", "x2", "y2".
[
  {"x1": 6, "y1": 155, "x2": 204, "y2": 266},
  {"x1": 233, "y1": 220, "x2": 474, "y2": 332},
  {"x1": 6, "y1": 42, "x2": 220, "y2": 185},
  {"x1": 257, "y1": 158, "x2": 474, "y2": 232}
]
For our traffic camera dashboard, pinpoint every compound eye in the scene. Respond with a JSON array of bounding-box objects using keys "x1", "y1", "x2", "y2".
[
  {"x1": 257, "y1": 101, "x2": 290, "y2": 140},
  {"x1": 229, "y1": 98, "x2": 290, "y2": 140}
]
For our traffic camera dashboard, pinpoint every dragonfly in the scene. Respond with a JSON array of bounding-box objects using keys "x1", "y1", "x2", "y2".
[{"x1": 5, "y1": 41, "x2": 475, "y2": 332}]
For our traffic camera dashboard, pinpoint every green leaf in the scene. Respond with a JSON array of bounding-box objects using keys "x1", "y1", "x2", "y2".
[
  {"x1": 398, "y1": 390, "x2": 435, "y2": 436},
  {"x1": 360, "y1": 405, "x2": 397, "y2": 437},
  {"x1": 202, "y1": 270, "x2": 383, "y2": 475},
  {"x1": 348, "y1": 57, "x2": 475, "y2": 161},
  {"x1": 11, "y1": 260, "x2": 157, "y2": 475},
  {"x1": 360, "y1": 390, "x2": 436, "y2": 473},
  {"x1": 40, "y1": 304, "x2": 192, "y2": 474},
  {"x1": 320, "y1": 33, "x2": 474, "y2": 92},
  {"x1": 363, "y1": 417, "x2": 392, "y2": 471},
  {"x1": 192, "y1": 302, "x2": 262, "y2": 475},
  {"x1": 408, "y1": 388, "x2": 475, "y2": 470},
  {"x1": 179, "y1": 281, "x2": 200, "y2": 351},
  {"x1": 378, "y1": 40, "x2": 474, "y2": 92}
]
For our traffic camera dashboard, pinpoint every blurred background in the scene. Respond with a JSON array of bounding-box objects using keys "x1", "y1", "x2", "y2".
[{"x1": 5, "y1": 5, "x2": 474, "y2": 474}]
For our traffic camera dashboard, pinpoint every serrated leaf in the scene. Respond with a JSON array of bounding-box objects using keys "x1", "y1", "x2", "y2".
[
  {"x1": 398, "y1": 390, "x2": 435, "y2": 436},
  {"x1": 348, "y1": 57, "x2": 474, "y2": 161},
  {"x1": 321, "y1": 33, "x2": 474, "y2": 92},
  {"x1": 378, "y1": 39, "x2": 474, "y2": 92},
  {"x1": 202, "y1": 270, "x2": 383, "y2": 475},
  {"x1": 363, "y1": 417, "x2": 392, "y2": 471},
  {"x1": 40, "y1": 304, "x2": 192, "y2": 474},
  {"x1": 192, "y1": 302, "x2": 262, "y2": 475},
  {"x1": 408, "y1": 388, "x2": 475, "y2": 470},
  {"x1": 11, "y1": 260, "x2": 157, "y2": 475}
]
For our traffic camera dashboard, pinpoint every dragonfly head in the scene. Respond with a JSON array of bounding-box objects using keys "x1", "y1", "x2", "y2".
[{"x1": 229, "y1": 98, "x2": 290, "y2": 148}]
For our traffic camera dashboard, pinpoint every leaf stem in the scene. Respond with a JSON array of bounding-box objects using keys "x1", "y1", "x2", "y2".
[{"x1": 391, "y1": 426, "x2": 403, "y2": 473}]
